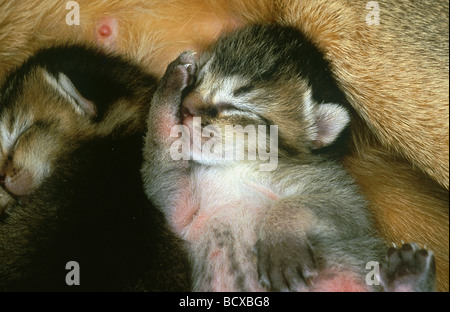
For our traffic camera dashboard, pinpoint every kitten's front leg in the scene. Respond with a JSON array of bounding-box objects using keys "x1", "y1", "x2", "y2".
[
  {"x1": 146, "y1": 51, "x2": 197, "y2": 146},
  {"x1": 255, "y1": 197, "x2": 318, "y2": 291},
  {"x1": 142, "y1": 51, "x2": 197, "y2": 215}
]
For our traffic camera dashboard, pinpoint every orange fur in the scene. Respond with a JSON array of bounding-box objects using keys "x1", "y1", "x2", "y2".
[{"x1": 0, "y1": 0, "x2": 448, "y2": 291}]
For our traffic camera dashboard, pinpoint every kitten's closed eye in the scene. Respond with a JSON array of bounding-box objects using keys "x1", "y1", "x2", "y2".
[
  {"x1": 182, "y1": 92, "x2": 240, "y2": 118},
  {"x1": 215, "y1": 102, "x2": 240, "y2": 114},
  {"x1": 201, "y1": 103, "x2": 242, "y2": 118},
  {"x1": 233, "y1": 85, "x2": 254, "y2": 97},
  {"x1": 12, "y1": 124, "x2": 34, "y2": 150},
  {"x1": 0, "y1": 119, "x2": 33, "y2": 154}
]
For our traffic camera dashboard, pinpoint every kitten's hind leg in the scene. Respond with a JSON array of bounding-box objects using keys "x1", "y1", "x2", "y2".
[{"x1": 379, "y1": 243, "x2": 436, "y2": 292}]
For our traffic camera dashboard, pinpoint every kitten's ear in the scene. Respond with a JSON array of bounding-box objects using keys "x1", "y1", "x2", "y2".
[
  {"x1": 43, "y1": 70, "x2": 97, "y2": 118},
  {"x1": 304, "y1": 91, "x2": 350, "y2": 149}
]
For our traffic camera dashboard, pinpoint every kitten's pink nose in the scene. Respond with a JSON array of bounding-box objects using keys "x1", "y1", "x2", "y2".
[
  {"x1": 181, "y1": 92, "x2": 204, "y2": 117},
  {"x1": 4, "y1": 169, "x2": 34, "y2": 196}
]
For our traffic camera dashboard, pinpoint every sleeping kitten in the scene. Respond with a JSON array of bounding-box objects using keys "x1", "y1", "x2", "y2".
[
  {"x1": 0, "y1": 45, "x2": 190, "y2": 291},
  {"x1": 142, "y1": 25, "x2": 435, "y2": 292}
]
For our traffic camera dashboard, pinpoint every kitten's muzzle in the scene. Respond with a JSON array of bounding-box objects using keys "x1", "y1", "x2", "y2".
[
  {"x1": 2, "y1": 169, "x2": 34, "y2": 197},
  {"x1": 181, "y1": 91, "x2": 204, "y2": 117}
]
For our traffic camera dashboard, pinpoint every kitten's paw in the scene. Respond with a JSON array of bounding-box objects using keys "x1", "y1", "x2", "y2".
[
  {"x1": 379, "y1": 243, "x2": 436, "y2": 292},
  {"x1": 159, "y1": 51, "x2": 197, "y2": 99},
  {"x1": 255, "y1": 235, "x2": 318, "y2": 291}
]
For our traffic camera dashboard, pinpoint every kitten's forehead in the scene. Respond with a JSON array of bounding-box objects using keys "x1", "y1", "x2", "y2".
[
  {"x1": 204, "y1": 26, "x2": 297, "y2": 81},
  {"x1": 0, "y1": 80, "x2": 15, "y2": 105},
  {"x1": 195, "y1": 67, "x2": 257, "y2": 112}
]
